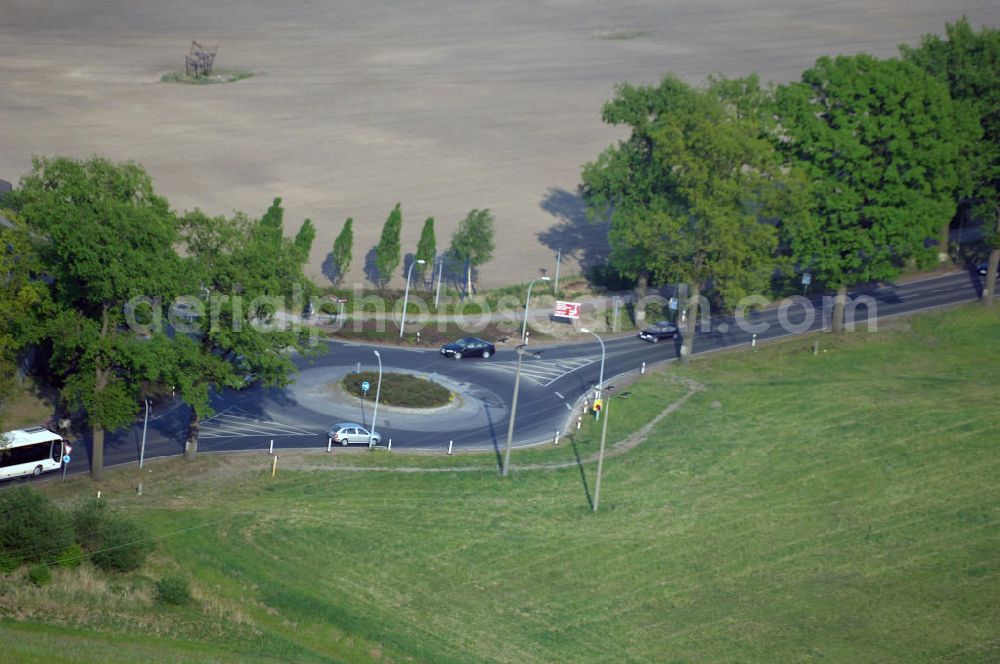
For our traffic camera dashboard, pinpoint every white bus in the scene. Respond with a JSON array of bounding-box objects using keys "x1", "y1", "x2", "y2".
[{"x1": 0, "y1": 427, "x2": 66, "y2": 481}]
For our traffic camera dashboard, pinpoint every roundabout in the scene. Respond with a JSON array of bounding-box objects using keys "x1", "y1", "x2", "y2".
[{"x1": 55, "y1": 271, "x2": 986, "y2": 475}]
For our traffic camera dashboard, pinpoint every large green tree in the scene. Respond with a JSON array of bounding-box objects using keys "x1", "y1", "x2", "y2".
[
  {"x1": 175, "y1": 201, "x2": 320, "y2": 460},
  {"x1": 415, "y1": 217, "x2": 436, "y2": 286},
  {"x1": 331, "y1": 217, "x2": 353, "y2": 285},
  {"x1": 774, "y1": 54, "x2": 967, "y2": 330},
  {"x1": 902, "y1": 18, "x2": 1000, "y2": 304},
  {"x1": 375, "y1": 204, "x2": 403, "y2": 287},
  {"x1": 449, "y1": 209, "x2": 495, "y2": 296},
  {"x1": 0, "y1": 215, "x2": 53, "y2": 430},
  {"x1": 6, "y1": 156, "x2": 184, "y2": 479},
  {"x1": 582, "y1": 75, "x2": 805, "y2": 360}
]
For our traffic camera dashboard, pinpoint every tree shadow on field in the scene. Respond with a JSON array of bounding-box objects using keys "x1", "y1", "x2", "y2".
[
  {"x1": 537, "y1": 187, "x2": 611, "y2": 274},
  {"x1": 321, "y1": 251, "x2": 341, "y2": 285},
  {"x1": 570, "y1": 435, "x2": 594, "y2": 510},
  {"x1": 363, "y1": 246, "x2": 381, "y2": 287}
]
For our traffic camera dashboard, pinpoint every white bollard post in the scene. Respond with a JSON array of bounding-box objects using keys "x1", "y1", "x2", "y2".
[
  {"x1": 447, "y1": 440, "x2": 453, "y2": 455},
  {"x1": 525, "y1": 331, "x2": 530, "y2": 345},
  {"x1": 554, "y1": 430, "x2": 560, "y2": 446},
  {"x1": 388, "y1": 438, "x2": 392, "y2": 451},
  {"x1": 641, "y1": 361, "x2": 646, "y2": 374},
  {"x1": 576, "y1": 416, "x2": 582, "y2": 430},
  {"x1": 752, "y1": 333, "x2": 757, "y2": 350},
  {"x1": 327, "y1": 437, "x2": 332, "y2": 452},
  {"x1": 96, "y1": 491, "x2": 101, "y2": 499},
  {"x1": 269, "y1": 439, "x2": 274, "y2": 455},
  {"x1": 356, "y1": 361, "x2": 361, "y2": 373}
]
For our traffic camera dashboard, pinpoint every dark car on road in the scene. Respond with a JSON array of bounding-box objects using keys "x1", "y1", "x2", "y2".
[
  {"x1": 638, "y1": 321, "x2": 679, "y2": 343},
  {"x1": 440, "y1": 337, "x2": 496, "y2": 359}
]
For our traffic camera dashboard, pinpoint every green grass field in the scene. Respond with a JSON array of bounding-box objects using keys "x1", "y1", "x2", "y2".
[{"x1": 2, "y1": 305, "x2": 998, "y2": 662}]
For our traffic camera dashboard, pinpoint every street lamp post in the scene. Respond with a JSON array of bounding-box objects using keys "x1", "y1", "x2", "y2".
[
  {"x1": 520, "y1": 276, "x2": 551, "y2": 343},
  {"x1": 593, "y1": 386, "x2": 614, "y2": 512},
  {"x1": 139, "y1": 397, "x2": 150, "y2": 469},
  {"x1": 579, "y1": 328, "x2": 606, "y2": 416},
  {"x1": 370, "y1": 350, "x2": 382, "y2": 449},
  {"x1": 502, "y1": 344, "x2": 542, "y2": 477},
  {"x1": 434, "y1": 257, "x2": 444, "y2": 309},
  {"x1": 400, "y1": 259, "x2": 426, "y2": 338}
]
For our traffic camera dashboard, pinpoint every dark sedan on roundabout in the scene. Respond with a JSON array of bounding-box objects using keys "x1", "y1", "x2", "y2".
[
  {"x1": 638, "y1": 321, "x2": 680, "y2": 343},
  {"x1": 440, "y1": 337, "x2": 496, "y2": 359}
]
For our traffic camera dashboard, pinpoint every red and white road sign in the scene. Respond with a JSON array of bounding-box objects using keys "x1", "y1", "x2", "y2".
[
  {"x1": 554, "y1": 301, "x2": 582, "y2": 319},
  {"x1": 64, "y1": 443, "x2": 73, "y2": 455}
]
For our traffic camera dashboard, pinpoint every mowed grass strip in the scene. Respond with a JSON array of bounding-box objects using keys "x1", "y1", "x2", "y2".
[
  {"x1": 342, "y1": 371, "x2": 452, "y2": 408},
  {"x1": 6, "y1": 304, "x2": 999, "y2": 662}
]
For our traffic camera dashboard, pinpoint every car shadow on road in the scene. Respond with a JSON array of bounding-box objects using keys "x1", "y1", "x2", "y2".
[{"x1": 570, "y1": 435, "x2": 594, "y2": 510}]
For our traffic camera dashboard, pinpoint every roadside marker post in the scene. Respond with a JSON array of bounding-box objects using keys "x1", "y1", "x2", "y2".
[
  {"x1": 327, "y1": 437, "x2": 332, "y2": 452},
  {"x1": 448, "y1": 440, "x2": 453, "y2": 455},
  {"x1": 554, "y1": 430, "x2": 560, "y2": 446},
  {"x1": 577, "y1": 416, "x2": 582, "y2": 430},
  {"x1": 641, "y1": 361, "x2": 646, "y2": 374},
  {"x1": 388, "y1": 438, "x2": 392, "y2": 451},
  {"x1": 268, "y1": 439, "x2": 274, "y2": 455},
  {"x1": 752, "y1": 334, "x2": 757, "y2": 350}
]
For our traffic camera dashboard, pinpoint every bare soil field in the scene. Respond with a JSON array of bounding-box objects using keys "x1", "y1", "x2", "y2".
[{"x1": 1, "y1": 1, "x2": 996, "y2": 288}]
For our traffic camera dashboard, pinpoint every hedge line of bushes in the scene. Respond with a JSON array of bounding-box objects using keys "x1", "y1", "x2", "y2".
[{"x1": 0, "y1": 487, "x2": 154, "y2": 581}]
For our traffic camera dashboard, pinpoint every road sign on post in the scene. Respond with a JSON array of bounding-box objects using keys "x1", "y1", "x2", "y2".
[
  {"x1": 361, "y1": 381, "x2": 370, "y2": 393},
  {"x1": 592, "y1": 399, "x2": 603, "y2": 413},
  {"x1": 554, "y1": 301, "x2": 582, "y2": 319}
]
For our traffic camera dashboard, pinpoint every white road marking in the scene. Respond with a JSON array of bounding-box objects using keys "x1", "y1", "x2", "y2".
[
  {"x1": 199, "y1": 408, "x2": 317, "y2": 439},
  {"x1": 477, "y1": 356, "x2": 599, "y2": 386}
]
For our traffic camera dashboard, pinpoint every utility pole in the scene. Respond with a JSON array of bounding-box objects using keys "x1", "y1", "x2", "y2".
[
  {"x1": 553, "y1": 248, "x2": 561, "y2": 295},
  {"x1": 502, "y1": 344, "x2": 542, "y2": 476},
  {"x1": 593, "y1": 386, "x2": 614, "y2": 512}
]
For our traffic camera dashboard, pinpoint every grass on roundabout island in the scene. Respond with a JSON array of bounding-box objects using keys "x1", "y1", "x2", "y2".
[
  {"x1": 4, "y1": 303, "x2": 998, "y2": 663},
  {"x1": 340, "y1": 371, "x2": 452, "y2": 408}
]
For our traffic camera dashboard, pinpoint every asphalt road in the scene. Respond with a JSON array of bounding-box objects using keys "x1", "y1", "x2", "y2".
[{"x1": 56, "y1": 269, "x2": 990, "y2": 477}]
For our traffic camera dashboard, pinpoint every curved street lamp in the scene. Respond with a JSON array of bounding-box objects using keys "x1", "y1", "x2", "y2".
[
  {"x1": 520, "y1": 276, "x2": 551, "y2": 343},
  {"x1": 400, "y1": 259, "x2": 426, "y2": 338},
  {"x1": 370, "y1": 350, "x2": 382, "y2": 449},
  {"x1": 579, "y1": 328, "x2": 606, "y2": 411}
]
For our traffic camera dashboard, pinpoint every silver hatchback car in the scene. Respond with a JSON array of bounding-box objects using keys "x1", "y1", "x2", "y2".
[{"x1": 327, "y1": 422, "x2": 381, "y2": 445}]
